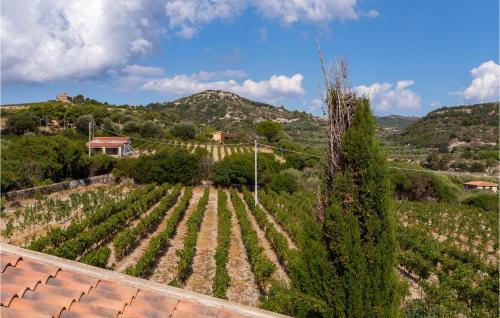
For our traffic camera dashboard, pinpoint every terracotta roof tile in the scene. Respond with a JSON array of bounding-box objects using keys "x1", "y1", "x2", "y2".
[
  {"x1": 1, "y1": 254, "x2": 22, "y2": 272},
  {"x1": 1, "y1": 244, "x2": 290, "y2": 318}
]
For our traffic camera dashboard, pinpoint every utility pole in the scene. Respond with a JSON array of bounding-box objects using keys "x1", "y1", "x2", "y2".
[
  {"x1": 254, "y1": 139, "x2": 258, "y2": 206},
  {"x1": 88, "y1": 121, "x2": 92, "y2": 157}
]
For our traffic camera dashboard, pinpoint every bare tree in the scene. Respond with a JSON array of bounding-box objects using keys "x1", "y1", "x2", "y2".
[{"x1": 317, "y1": 42, "x2": 358, "y2": 219}]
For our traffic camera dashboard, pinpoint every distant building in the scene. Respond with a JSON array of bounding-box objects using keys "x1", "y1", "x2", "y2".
[
  {"x1": 463, "y1": 181, "x2": 498, "y2": 192},
  {"x1": 86, "y1": 136, "x2": 133, "y2": 157},
  {"x1": 211, "y1": 131, "x2": 235, "y2": 143},
  {"x1": 56, "y1": 92, "x2": 72, "y2": 103}
]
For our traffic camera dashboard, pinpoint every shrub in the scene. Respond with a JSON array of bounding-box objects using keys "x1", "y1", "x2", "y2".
[
  {"x1": 463, "y1": 193, "x2": 499, "y2": 212},
  {"x1": 122, "y1": 121, "x2": 140, "y2": 134},
  {"x1": 76, "y1": 115, "x2": 95, "y2": 134},
  {"x1": 268, "y1": 173, "x2": 298, "y2": 194},
  {"x1": 7, "y1": 111, "x2": 39, "y2": 134},
  {"x1": 140, "y1": 120, "x2": 161, "y2": 137},
  {"x1": 114, "y1": 148, "x2": 204, "y2": 185},
  {"x1": 171, "y1": 122, "x2": 196, "y2": 140},
  {"x1": 213, "y1": 152, "x2": 280, "y2": 187}
]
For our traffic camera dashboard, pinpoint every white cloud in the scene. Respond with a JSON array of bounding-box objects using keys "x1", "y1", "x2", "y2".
[
  {"x1": 355, "y1": 80, "x2": 421, "y2": 114},
  {"x1": 122, "y1": 64, "x2": 164, "y2": 76},
  {"x1": 253, "y1": 0, "x2": 359, "y2": 24},
  {"x1": 163, "y1": 0, "x2": 374, "y2": 38},
  {"x1": 456, "y1": 60, "x2": 499, "y2": 102},
  {"x1": 141, "y1": 72, "x2": 304, "y2": 102},
  {"x1": 1, "y1": 0, "x2": 160, "y2": 83},
  {"x1": 164, "y1": 0, "x2": 247, "y2": 39}
]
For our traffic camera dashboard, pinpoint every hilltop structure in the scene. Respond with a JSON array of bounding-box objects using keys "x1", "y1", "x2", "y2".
[
  {"x1": 56, "y1": 92, "x2": 72, "y2": 103},
  {"x1": 463, "y1": 181, "x2": 498, "y2": 192}
]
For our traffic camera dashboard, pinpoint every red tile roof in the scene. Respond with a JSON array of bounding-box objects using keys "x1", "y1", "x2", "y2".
[
  {"x1": 463, "y1": 181, "x2": 498, "y2": 187},
  {"x1": 93, "y1": 137, "x2": 129, "y2": 142},
  {"x1": 86, "y1": 142, "x2": 125, "y2": 148},
  {"x1": 1, "y1": 243, "x2": 288, "y2": 318}
]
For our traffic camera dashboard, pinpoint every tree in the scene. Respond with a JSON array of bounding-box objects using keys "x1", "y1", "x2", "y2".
[
  {"x1": 122, "y1": 121, "x2": 140, "y2": 134},
  {"x1": 321, "y1": 57, "x2": 399, "y2": 317},
  {"x1": 140, "y1": 120, "x2": 161, "y2": 137},
  {"x1": 72, "y1": 94, "x2": 85, "y2": 104},
  {"x1": 7, "y1": 111, "x2": 39, "y2": 134},
  {"x1": 171, "y1": 122, "x2": 196, "y2": 140},
  {"x1": 268, "y1": 173, "x2": 298, "y2": 194},
  {"x1": 76, "y1": 115, "x2": 95, "y2": 134},
  {"x1": 257, "y1": 120, "x2": 283, "y2": 142},
  {"x1": 102, "y1": 118, "x2": 117, "y2": 133}
]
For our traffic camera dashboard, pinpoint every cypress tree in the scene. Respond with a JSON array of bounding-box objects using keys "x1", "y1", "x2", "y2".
[{"x1": 323, "y1": 97, "x2": 399, "y2": 317}]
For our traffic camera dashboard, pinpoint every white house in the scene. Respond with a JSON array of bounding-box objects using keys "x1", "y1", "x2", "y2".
[{"x1": 86, "y1": 136, "x2": 133, "y2": 157}]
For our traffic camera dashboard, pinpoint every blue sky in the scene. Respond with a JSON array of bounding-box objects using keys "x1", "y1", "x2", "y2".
[{"x1": 2, "y1": 0, "x2": 499, "y2": 116}]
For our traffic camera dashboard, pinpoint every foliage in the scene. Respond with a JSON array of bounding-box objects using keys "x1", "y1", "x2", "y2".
[
  {"x1": 28, "y1": 185, "x2": 154, "y2": 252},
  {"x1": 6, "y1": 111, "x2": 39, "y2": 134},
  {"x1": 171, "y1": 122, "x2": 196, "y2": 140},
  {"x1": 213, "y1": 152, "x2": 280, "y2": 186},
  {"x1": 323, "y1": 99, "x2": 399, "y2": 317},
  {"x1": 50, "y1": 184, "x2": 167, "y2": 260},
  {"x1": 89, "y1": 154, "x2": 116, "y2": 176},
  {"x1": 268, "y1": 173, "x2": 298, "y2": 194},
  {"x1": 389, "y1": 168, "x2": 459, "y2": 203},
  {"x1": 212, "y1": 188, "x2": 232, "y2": 298},
  {"x1": 175, "y1": 187, "x2": 209, "y2": 284},
  {"x1": 80, "y1": 246, "x2": 111, "y2": 268},
  {"x1": 140, "y1": 120, "x2": 162, "y2": 137},
  {"x1": 462, "y1": 192, "x2": 499, "y2": 212},
  {"x1": 122, "y1": 121, "x2": 140, "y2": 134},
  {"x1": 76, "y1": 115, "x2": 95, "y2": 134},
  {"x1": 261, "y1": 286, "x2": 333, "y2": 318},
  {"x1": 257, "y1": 120, "x2": 283, "y2": 142},
  {"x1": 125, "y1": 187, "x2": 193, "y2": 277},
  {"x1": 113, "y1": 148, "x2": 204, "y2": 185},
  {"x1": 113, "y1": 185, "x2": 181, "y2": 260},
  {"x1": 229, "y1": 189, "x2": 276, "y2": 291},
  {"x1": 1, "y1": 135, "x2": 90, "y2": 192}
]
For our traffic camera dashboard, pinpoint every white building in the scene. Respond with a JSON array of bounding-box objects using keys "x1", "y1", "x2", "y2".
[{"x1": 86, "y1": 136, "x2": 133, "y2": 157}]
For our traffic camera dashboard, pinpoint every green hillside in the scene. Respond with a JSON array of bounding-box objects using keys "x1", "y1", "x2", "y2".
[
  {"x1": 391, "y1": 102, "x2": 499, "y2": 148},
  {"x1": 146, "y1": 90, "x2": 326, "y2": 146}
]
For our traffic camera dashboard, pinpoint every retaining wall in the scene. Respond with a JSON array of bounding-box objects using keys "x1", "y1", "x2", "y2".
[{"x1": 3, "y1": 174, "x2": 114, "y2": 201}]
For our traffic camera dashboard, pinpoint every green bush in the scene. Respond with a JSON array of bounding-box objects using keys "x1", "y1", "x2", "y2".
[
  {"x1": 114, "y1": 148, "x2": 203, "y2": 185},
  {"x1": 213, "y1": 152, "x2": 280, "y2": 186},
  {"x1": 268, "y1": 173, "x2": 298, "y2": 194},
  {"x1": 463, "y1": 193, "x2": 499, "y2": 212},
  {"x1": 6, "y1": 111, "x2": 39, "y2": 134},
  {"x1": 171, "y1": 122, "x2": 196, "y2": 140},
  {"x1": 76, "y1": 115, "x2": 95, "y2": 134}
]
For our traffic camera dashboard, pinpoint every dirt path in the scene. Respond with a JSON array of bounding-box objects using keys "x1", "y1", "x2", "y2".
[
  {"x1": 225, "y1": 190, "x2": 260, "y2": 307},
  {"x1": 225, "y1": 146, "x2": 232, "y2": 156},
  {"x1": 239, "y1": 193, "x2": 290, "y2": 286},
  {"x1": 106, "y1": 197, "x2": 165, "y2": 267},
  {"x1": 220, "y1": 145, "x2": 226, "y2": 160},
  {"x1": 212, "y1": 145, "x2": 219, "y2": 162},
  {"x1": 150, "y1": 187, "x2": 203, "y2": 284},
  {"x1": 258, "y1": 204, "x2": 297, "y2": 250},
  {"x1": 184, "y1": 187, "x2": 218, "y2": 295},
  {"x1": 112, "y1": 189, "x2": 184, "y2": 271},
  {"x1": 190, "y1": 144, "x2": 197, "y2": 153}
]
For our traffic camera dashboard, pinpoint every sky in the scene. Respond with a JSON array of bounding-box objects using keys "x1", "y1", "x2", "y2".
[{"x1": 1, "y1": 0, "x2": 499, "y2": 116}]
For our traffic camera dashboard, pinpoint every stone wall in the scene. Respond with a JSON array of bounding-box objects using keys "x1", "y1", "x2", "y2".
[{"x1": 3, "y1": 174, "x2": 114, "y2": 201}]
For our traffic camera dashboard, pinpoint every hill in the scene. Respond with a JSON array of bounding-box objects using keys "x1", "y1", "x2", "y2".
[
  {"x1": 391, "y1": 102, "x2": 499, "y2": 148},
  {"x1": 146, "y1": 90, "x2": 326, "y2": 146}
]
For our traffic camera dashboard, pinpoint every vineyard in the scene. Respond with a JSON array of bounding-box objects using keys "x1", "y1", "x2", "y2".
[
  {"x1": 133, "y1": 141, "x2": 285, "y2": 162},
  {"x1": 1, "y1": 181, "x2": 498, "y2": 317}
]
